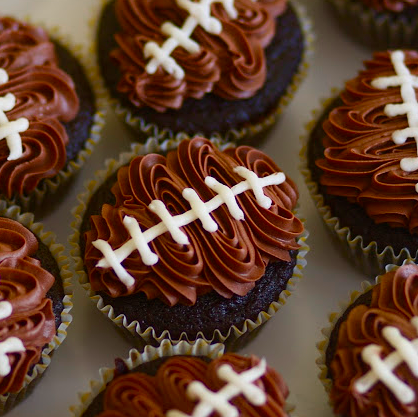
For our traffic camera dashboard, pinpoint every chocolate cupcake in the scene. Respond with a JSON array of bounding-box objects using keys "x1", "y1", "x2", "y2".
[
  {"x1": 70, "y1": 340, "x2": 292, "y2": 417},
  {"x1": 301, "y1": 49, "x2": 418, "y2": 276},
  {"x1": 95, "y1": 0, "x2": 312, "y2": 145},
  {"x1": 317, "y1": 263, "x2": 418, "y2": 417},
  {"x1": 71, "y1": 137, "x2": 308, "y2": 349},
  {"x1": 0, "y1": 202, "x2": 72, "y2": 413},
  {"x1": 0, "y1": 16, "x2": 104, "y2": 212},
  {"x1": 327, "y1": 0, "x2": 418, "y2": 49}
]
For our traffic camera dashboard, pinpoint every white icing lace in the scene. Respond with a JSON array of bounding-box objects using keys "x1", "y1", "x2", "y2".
[
  {"x1": 144, "y1": 0, "x2": 238, "y2": 79},
  {"x1": 166, "y1": 358, "x2": 267, "y2": 417},
  {"x1": 0, "y1": 301, "x2": 25, "y2": 377},
  {"x1": 0, "y1": 68, "x2": 29, "y2": 161},
  {"x1": 0, "y1": 337, "x2": 25, "y2": 377},
  {"x1": 93, "y1": 166, "x2": 285, "y2": 288},
  {"x1": 371, "y1": 50, "x2": 418, "y2": 193},
  {"x1": 354, "y1": 316, "x2": 418, "y2": 404}
]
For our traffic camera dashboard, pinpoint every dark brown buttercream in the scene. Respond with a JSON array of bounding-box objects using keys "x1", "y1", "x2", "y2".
[
  {"x1": 84, "y1": 138, "x2": 303, "y2": 306},
  {"x1": 111, "y1": 0, "x2": 286, "y2": 112},
  {"x1": 0, "y1": 217, "x2": 56, "y2": 395},
  {"x1": 0, "y1": 16, "x2": 79, "y2": 198},
  {"x1": 329, "y1": 265, "x2": 418, "y2": 416},
  {"x1": 97, "y1": 354, "x2": 289, "y2": 417},
  {"x1": 316, "y1": 50, "x2": 418, "y2": 234}
]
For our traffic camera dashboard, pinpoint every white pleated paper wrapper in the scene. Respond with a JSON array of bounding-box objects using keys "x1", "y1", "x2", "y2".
[
  {"x1": 70, "y1": 136, "x2": 309, "y2": 348},
  {"x1": 300, "y1": 93, "x2": 417, "y2": 277},
  {"x1": 7, "y1": 20, "x2": 107, "y2": 212},
  {"x1": 69, "y1": 339, "x2": 296, "y2": 417},
  {"x1": 315, "y1": 261, "x2": 413, "y2": 411},
  {"x1": 90, "y1": 0, "x2": 314, "y2": 144},
  {"x1": 327, "y1": 0, "x2": 418, "y2": 49},
  {"x1": 0, "y1": 201, "x2": 73, "y2": 413}
]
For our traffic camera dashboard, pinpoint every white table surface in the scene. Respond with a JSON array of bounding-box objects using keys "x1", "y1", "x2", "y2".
[{"x1": 0, "y1": 0, "x2": 374, "y2": 415}]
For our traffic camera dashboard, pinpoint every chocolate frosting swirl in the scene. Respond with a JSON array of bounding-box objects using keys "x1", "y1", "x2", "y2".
[
  {"x1": 0, "y1": 217, "x2": 56, "y2": 395},
  {"x1": 98, "y1": 353, "x2": 289, "y2": 417},
  {"x1": 111, "y1": 0, "x2": 286, "y2": 112},
  {"x1": 316, "y1": 51, "x2": 418, "y2": 234},
  {"x1": 84, "y1": 138, "x2": 302, "y2": 306},
  {"x1": 360, "y1": 0, "x2": 418, "y2": 12},
  {"x1": 0, "y1": 16, "x2": 79, "y2": 198},
  {"x1": 329, "y1": 264, "x2": 418, "y2": 417}
]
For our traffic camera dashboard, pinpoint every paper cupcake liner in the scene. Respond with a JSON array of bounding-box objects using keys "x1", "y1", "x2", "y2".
[
  {"x1": 70, "y1": 136, "x2": 309, "y2": 349},
  {"x1": 327, "y1": 0, "x2": 418, "y2": 49},
  {"x1": 6, "y1": 20, "x2": 107, "y2": 213},
  {"x1": 299, "y1": 92, "x2": 417, "y2": 277},
  {"x1": 70, "y1": 339, "x2": 296, "y2": 417},
  {"x1": 315, "y1": 261, "x2": 414, "y2": 410},
  {"x1": 91, "y1": 0, "x2": 313, "y2": 145},
  {"x1": 0, "y1": 201, "x2": 73, "y2": 413}
]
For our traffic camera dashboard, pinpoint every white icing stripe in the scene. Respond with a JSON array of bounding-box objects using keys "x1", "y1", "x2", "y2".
[
  {"x1": 94, "y1": 167, "x2": 285, "y2": 285},
  {"x1": 0, "y1": 337, "x2": 25, "y2": 377},
  {"x1": 354, "y1": 317, "x2": 418, "y2": 404},
  {"x1": 371, "y1": 50, "x2": 418, "y2": 193},
  {"x1": 166, "y1": 358, "x2": 267, "y2": 417},
  {"x1": 183, "y1": 188, "x2": 218, "y2": 232},
  {"x1": 0, "y1": 68, "x2": 29, "y2": 161},
  {"x1": 0, "y1": 301, "x2": 12, "y2": 321},
  {"x1": 144, "y1": 0, "x2": 238, "y2": 79},
  {"x1": 205, "y1": 176, "x2": 244, "y2": 220}
]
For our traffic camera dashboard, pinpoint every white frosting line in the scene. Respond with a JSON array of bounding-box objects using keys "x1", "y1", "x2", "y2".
[
  {"x1": 94, "y1": 167, "x2": 285, "y2": 287},
  {"x1": 0, "y1": 337, "x2": 25, "y2": 377},
  {"x1": 371, "y1": 50, "x2": 418, "y2": 190},
  {"x1": 166, "y1": 358, "x2": 267, "y2": 417},
  {"x1": 0, "y1": 301, "x2": 12, "y2": 321},
  {"x1": 144, "y1": 0, "x2": 238, "y2": 79},
  {"x1": 183, "y1": 188, "x2": 218, "y2": 232},
  {"x1": 0, "y1": 68, "x2": 29, "y2": 161},
  {"x1": 354, "y1": 316, "x2": 418, "y2": 404}
]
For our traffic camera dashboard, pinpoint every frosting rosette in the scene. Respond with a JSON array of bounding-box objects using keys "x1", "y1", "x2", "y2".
[
  {"x1": 326, "y1": 264, "x2": 418, "y2": 417},
  {"x1": 0, "y1": 16, "x2": 80, "y2": 199},
  {"x1": 316, "y1": 50, "x2": 418, "y2": 234},
  {"x1": 0, "y1": 217, "x2": 56, "y2": 395},
  {"x1": 111, "y1": 0, "x2": 287, "y2": 112},
  {"x1": 89, "y1": 353, "x2": 289, "y2": 417},
  {"x1": 84, "y1": 138, "x2": 303, "y2": 306}
]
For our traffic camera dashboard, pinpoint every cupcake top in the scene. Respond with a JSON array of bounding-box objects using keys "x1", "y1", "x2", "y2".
[
  {"x1": 316, "y1": 50, "x2": 418, "y2": 233},
  {"x1": 84, "y1": 137, "x2": 303, "y2": 306},
  {"x1": 329, "y1": 264, "x2": 418, "y2": 417},
  {"x1": 89, "y1": 353, "x2": 289, "y2": 417},
  {"x1": 0, "y1": 217, "x2": 56, "y2": 394},
  {"x1": 110, "y1": 0, "x2": 287, "y2": 112},
  {"x1": 0, "y1": 16, "x2": 79, "y2": 198},
  {"x1": 359, "y1": 0, "x2": 418, "y2": 12}
]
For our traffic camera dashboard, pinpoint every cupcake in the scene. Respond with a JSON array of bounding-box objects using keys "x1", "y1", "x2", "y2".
[
  {"x1": 327, "y1": 0, "x2": 418, "y2": 49},
  {"x1": 317, "y1": 263, "x2": 418, "y2": 417},
  {"x1": 302, "y1": 49, "x2": 418, "y2": 276},
  {"x1": 70, "y1": 340, "x2": 292, "y2": 417},
  {"x1": 95, "y1": 0, "x2": 311, "y2": 144},
  {"x1": 0, "y1": 16, "x2": 104, "y2": 212},
  {"x1": 71, "y1": 136, "x2": 308, "y2": 349},
  {"x1": 0, "y1": 202, "x2": 72, "y2": 413}
]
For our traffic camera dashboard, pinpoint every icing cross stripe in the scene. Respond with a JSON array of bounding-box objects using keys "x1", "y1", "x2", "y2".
[
  {"x1": 354, "y1": 316, "x2": 418, "y2": 404},
  {"x1": 166, "y1": 358, "x2": 267, "y2": 417},
  {"x1": 0, "y1": 300, "x2": 25, "y2": 377},
  {"x1": 371, "y1": 50, "x2": 418, "y2": 193},
  {"x1": 93, "y1": 166, "x2": 286, "y2": 288},
  {"x1": 0, "y1": 68, "x2": 29, "y2": 161},
  {"x1": 144, "y1": 0, "x2": 238, "y2": 79}
]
